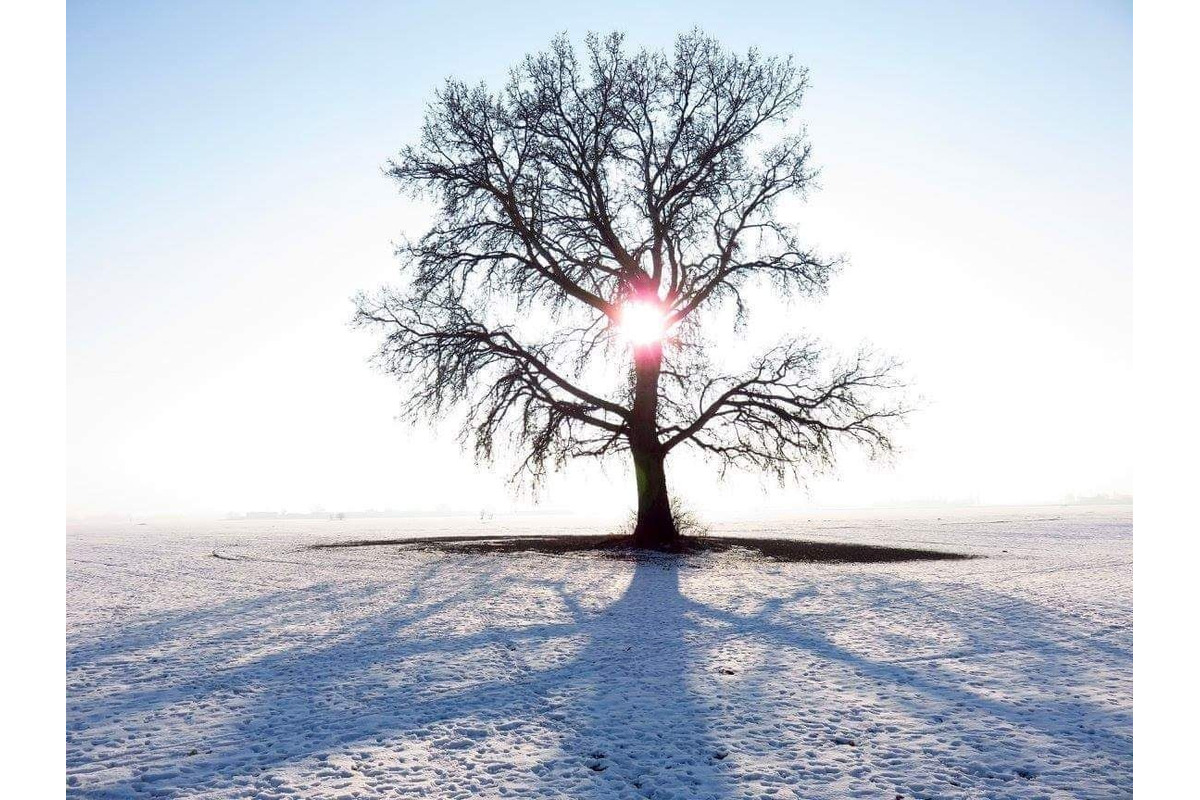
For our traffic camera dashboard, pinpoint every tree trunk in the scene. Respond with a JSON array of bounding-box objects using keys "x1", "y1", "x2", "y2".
[
  {"x1": 629, "y1": 340, "x2": 679, "y2": 549},
  {"x1": 632, "y1": 446, "x2": 676, "y2": 548}
]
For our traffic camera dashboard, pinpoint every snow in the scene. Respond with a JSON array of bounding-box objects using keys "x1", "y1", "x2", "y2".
[{"x1": 67, "y1": 507, "x2": 1132, "y2": 799}]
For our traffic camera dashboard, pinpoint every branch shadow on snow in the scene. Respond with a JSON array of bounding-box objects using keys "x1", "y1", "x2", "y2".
[{"x1": 66, "y1": 550, "x2": 1129, "y2": 799}]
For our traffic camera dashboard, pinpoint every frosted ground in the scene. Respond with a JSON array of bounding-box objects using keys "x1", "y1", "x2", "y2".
[{"x1": 67, "y1": 506, "x2": 1131, "y2": 799}]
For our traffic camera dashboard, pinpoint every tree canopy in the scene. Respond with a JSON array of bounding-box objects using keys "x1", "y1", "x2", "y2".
[{"x1": 355, "y1": 30, "x2": 906, "y2": 545}]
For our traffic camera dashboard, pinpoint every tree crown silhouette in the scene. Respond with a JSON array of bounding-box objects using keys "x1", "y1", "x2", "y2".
[{"x1": 355, "y1": 30, "x2": 907, "y2": 547}]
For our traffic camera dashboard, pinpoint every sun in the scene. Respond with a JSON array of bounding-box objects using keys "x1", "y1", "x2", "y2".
[{"x1": 618, "y1": 299, "x2": 668, "y2": 346}]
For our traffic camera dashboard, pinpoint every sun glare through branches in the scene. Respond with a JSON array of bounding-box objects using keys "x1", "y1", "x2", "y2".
[{"x1": 618, "y1": 300, "x2": 669, "y2": 347}]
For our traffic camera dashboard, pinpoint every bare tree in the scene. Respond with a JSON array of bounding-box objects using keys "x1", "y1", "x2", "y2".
[{"x1": 355, "y1": 30, "x2": 907, "y2": 549}]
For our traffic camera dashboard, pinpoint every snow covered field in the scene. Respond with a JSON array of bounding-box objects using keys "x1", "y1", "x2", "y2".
[{"x1": 66, "y1": 506, "x2": 1132, "y2": 799}]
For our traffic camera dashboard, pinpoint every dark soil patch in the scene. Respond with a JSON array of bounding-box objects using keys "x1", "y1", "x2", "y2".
[{"x1": 310, "y1": 534, "x2": 976, "y2": 563}]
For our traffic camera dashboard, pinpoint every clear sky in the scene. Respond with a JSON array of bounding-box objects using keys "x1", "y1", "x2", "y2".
[{"x1": 67, "y1": 0, "x2": 1131, "y2": 519}]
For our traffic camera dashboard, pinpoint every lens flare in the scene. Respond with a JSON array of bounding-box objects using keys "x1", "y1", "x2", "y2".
[{"x1": 619, "y1": 300, "x2": 668, "y2": 346}]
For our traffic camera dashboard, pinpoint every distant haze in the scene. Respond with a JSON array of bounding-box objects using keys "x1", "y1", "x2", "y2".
[{"x1": 67, "y1": 1, "x2": 1131, "y2": 519}]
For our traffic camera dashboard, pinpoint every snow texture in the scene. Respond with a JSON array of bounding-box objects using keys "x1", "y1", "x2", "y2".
[{"x1": 67, "y1": 507, "x2": 1131, "y2": 799}]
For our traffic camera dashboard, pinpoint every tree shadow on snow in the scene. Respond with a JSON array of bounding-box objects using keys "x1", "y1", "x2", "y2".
[{"x1": 66, "y1": 552, "x2": 1130, "y2": 799}]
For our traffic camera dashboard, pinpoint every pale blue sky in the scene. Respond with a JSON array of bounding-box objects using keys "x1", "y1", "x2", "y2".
[{"x1": 67, "y1": 1, "x2": 1131, "y2": 517}]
